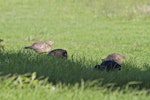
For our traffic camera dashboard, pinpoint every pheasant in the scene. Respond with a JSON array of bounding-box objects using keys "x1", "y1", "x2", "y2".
[
  {"x1": 0, "y1": 39, "x2": 4, "y2": 51},
  {"x1": 25, "y1": 40, "x2": 54, "y2": 53},
  {"x1": 94, "y1": 60, "x2": 121, "y2": 71},
  {"x1": 0, "y1": 39, "x2": 3, "y2": 42},
  {"x1": 101, "y1": 53, "x2": 125, "y2": 64},
  {"x1": 94, "y1": 53, "x2": 125, "y2": 71},
  {"x1": 48, "y1": 49, "x2": 68, "y2": 58}
]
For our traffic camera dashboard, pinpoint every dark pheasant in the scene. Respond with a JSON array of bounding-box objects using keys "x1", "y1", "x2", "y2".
[
  {"x1": 25, "y1": 40, "x2": 54, "y2": 53},
  {"x1": 48, "y1": 49, "x2": 68, "y2": 58},
  {"x1": 94, "y1": 53, "x2": 125, "y2": 71},
  {"x1": 0, "y1": 39, "x2": 3, "y2": 42},
  {"x1": 0, "y1": 39, "x2": 4, "y2": 51},
  {"x1": 94, "y1": 60, "x2": 121, "y2": 71}
]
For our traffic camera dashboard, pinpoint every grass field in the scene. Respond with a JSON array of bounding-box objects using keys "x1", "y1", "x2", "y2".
[{"x1": 0, "y1": 0, "x2": 150, "y2": 100}]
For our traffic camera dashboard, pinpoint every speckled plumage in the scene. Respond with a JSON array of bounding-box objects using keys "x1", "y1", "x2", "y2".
[
  {"x1": 25, "y1": 40, "x2": 54, "y2": 53},
  {"x1": 102, "y1": 53, "x2": 125, "y2": 64}
]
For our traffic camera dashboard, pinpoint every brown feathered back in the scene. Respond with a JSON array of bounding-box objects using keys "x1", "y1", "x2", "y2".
[
  {"x1": 25, "y1": 40, "x2": 54, "y2": 53},
  {"x1": 102, "y1": 53, "x2": 125, "y2": 64}
]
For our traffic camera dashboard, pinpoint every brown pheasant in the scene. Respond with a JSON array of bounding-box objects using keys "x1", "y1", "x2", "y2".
[
  {"x1": 102, "y1": 53, "x2": 125, "y2": 64},
  {"x1": 25, "y1": 40, "x2": 54, "y2": 53}
]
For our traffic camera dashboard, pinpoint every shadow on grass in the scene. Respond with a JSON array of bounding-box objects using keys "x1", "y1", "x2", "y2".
[{"x1": 0, "y1": 50, "x2": 150, "y2": 89}]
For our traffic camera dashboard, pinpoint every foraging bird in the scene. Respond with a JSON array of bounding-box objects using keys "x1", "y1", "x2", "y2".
[
  {"x1": 48, "y1": 49, "x2": 68, "y2": 59},
  {"x1": 0, "y1": 39, "x2": 3, "y2": 42},
  {"x1": 24, "y1": 40, "x2": 54, "y2": 53},
  {"x1": 102, "y1": 53, "x2": 125, "y2": 64},
  {"x1": 0, "y1": 39, "x2": 4, "y2": 51},
  {"x1": 94, "y1": 53, "x2": 125, "y2": 71},
  {"x1": 94, "y1": 60, "x2": 121, "y2": 71}
]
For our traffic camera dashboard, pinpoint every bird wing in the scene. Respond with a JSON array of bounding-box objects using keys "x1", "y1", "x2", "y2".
[{"x1": 32, "y1": 42, "x2": 48, "y2": 49}]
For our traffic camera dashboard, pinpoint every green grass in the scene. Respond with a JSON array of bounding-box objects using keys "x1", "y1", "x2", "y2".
[{"x1": 0, "y1": 0, "x2": 150, "y2": 100}]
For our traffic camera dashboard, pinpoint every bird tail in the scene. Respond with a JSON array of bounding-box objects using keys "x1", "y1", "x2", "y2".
[{"x1": 24, "y1": 46, "x2": 32, "y2": 49}]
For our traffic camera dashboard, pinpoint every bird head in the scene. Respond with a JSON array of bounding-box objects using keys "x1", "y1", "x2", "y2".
[{"x1": 47, "y1": 40, "x2": 54, "y2": 45}]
